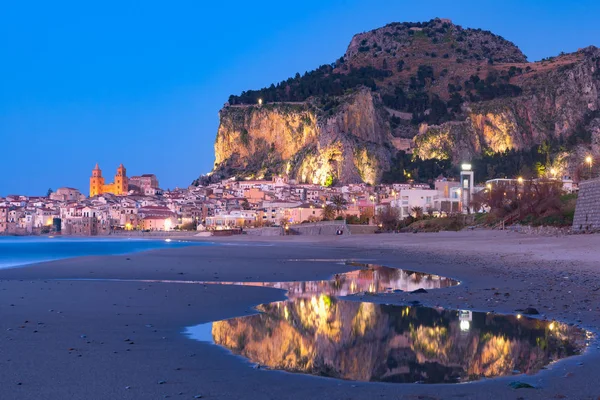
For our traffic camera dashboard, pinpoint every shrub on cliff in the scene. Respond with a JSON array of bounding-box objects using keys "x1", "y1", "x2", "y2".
[{"x1": 228, "y1": 66, "x2": 391, "y2": 105}]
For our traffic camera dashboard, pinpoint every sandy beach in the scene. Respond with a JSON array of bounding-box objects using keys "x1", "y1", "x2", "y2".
[{"x1": 1, "y1": 231, "x2": 600, "y2": 399}]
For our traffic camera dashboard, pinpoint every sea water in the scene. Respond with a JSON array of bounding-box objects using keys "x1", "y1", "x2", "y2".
[{"x1": 0, "y1": 236, "x2": 205, "y2": 269}]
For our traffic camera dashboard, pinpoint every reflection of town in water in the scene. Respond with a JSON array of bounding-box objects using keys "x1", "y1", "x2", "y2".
[
  {"x1": 206, "y1": 263, "x2": 459, "y2": 298},
  {"x1": 198, "y1": 264, "x2": 589, "y2": 384}
]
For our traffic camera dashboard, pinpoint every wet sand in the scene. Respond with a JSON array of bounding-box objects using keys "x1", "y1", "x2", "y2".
[{"x1": 1, "y1": 231, "x2": 600, "y2": 399}]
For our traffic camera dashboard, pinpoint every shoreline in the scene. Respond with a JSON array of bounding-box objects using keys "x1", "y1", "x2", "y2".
[
  {"x1": 0, "y1": 236, "x2": 211, "y2": 271},
  {"x1": 1, "y1": 231, "x2": 600, "y2": 399}
]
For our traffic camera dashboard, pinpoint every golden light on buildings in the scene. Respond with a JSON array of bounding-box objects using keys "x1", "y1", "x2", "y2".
[
  {"x1": 549, "y1": 322, "x2": 555, "y2": 331},
  {"x1": 125, "y1": 223, "x2": 132, "y2": 230}
]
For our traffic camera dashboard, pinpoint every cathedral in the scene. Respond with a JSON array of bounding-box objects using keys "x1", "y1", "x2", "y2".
[{"x1": 89, "y1": 163, "x2": 128, "y2": 197}]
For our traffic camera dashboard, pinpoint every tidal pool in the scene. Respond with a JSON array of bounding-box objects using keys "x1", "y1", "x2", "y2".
[
  {"x1": 184, "y1": 263, "x2": 589, "y2": 384},
  {"x1": 198, "y1": 262, "x2": 459, "y2": 297}
]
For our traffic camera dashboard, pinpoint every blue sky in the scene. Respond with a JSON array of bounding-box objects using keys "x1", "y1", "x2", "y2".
[{"x1": 1, "y1": 0, "x2": 599, "y2": 196}]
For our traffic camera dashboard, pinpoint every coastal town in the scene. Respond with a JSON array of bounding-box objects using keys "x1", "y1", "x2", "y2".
[
  {"x1": 5, "y1": 6, "x2": 600, "y2": 400},
  {"x1": 0, "y1": 162, "x2": 578, "y2": 236}
]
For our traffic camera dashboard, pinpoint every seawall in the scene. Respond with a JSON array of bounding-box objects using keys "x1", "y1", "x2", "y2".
[{"x1": 572, "y1": 178, "x2": 600, "y2": 232}]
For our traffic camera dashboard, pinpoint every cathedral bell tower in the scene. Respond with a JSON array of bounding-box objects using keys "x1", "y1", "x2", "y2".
[
  {"x1": 115, "y1": 164, "x2": 128, "y2": 195},
  {"x1": 90, "y1": 163, "x2": 105, "y2": 197}
]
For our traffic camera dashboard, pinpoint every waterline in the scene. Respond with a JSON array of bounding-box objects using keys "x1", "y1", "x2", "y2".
[{"x1": 0, "y1": 236, "x2": 208, "y2": 269}]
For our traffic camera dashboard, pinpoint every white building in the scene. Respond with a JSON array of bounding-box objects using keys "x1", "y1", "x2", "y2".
[
  {"x1": 391, "y1": 188, "x2": 439, "y2": 218},
  {"x1": 205, "y1": 210, "x2": 257, "y2": 228}
]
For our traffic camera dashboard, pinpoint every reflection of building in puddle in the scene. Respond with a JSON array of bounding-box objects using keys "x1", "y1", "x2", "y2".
[
  {"x1": 459, "y1": 310, "x2": 472, "y2": 332},
  {"x1": 203, "y1": 264, "x2": 458, "y2": 299},
  {"x1": 210, "y1": 297, "x2": 588, "y2": 384}
]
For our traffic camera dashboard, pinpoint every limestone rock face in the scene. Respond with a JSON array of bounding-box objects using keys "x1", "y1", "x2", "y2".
[
  {"x1": 213, "y1": 88, "x2": 392, "y2": 185},
  {"x1": 415, "y1": 47, "x2": 600, "y2": 166}
]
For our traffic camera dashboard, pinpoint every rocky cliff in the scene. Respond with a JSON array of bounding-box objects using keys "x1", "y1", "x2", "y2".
[
  {"x1": 201, "y1": 18, "x2": 600, "y2": 185},
  {"x1": 212, "y1": 88, "x2": 392, "y2": 185},
  {"x1": 414, "y1": 47, "x2": 600, "y2": 165}
]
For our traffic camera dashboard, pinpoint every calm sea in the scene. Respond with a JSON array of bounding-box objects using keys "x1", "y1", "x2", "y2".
[{"x1": 0, "y1": 236, "x2": 206, "y2": 269}]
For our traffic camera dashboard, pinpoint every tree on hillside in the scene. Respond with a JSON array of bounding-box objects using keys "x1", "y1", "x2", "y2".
[
  {"x1": 322, "y1": 204, "x2": 336, "y2": 221},
  {"x1": 46, "y1": 188, "x2": 53, "y2": 197},
  {"x1": 376, "y1": 206, "x2": 400, "y2": 231},
  {"x1": 241, "y1": 199, "x2": 251, "y2": 210},
  {"x1": 411, "y1": 206, "x2": 424, "y2": 218},
  {"x1": 331, "y1": 195, "x2": 348, "y2": 216}
]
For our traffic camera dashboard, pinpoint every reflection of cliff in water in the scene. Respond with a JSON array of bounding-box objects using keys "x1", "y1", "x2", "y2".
[
  {"x1": 204, "y1": 264, "x2": 458, "y2": 299},
  {"x1": 212, "y1": 296, "x2": 586, "y2": 383}
]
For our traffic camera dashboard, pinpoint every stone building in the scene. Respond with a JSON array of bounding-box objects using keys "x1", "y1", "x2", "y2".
[
  {"x1": 0, "y1": 206, "x2": 7, "y2": 233},
  {"x1": 128, "y1": 174, "x2": 159, "y2": 194},
  {"x1": 62, "y1": 217, "x2": 111, "y2": 236},
  {"x1": 50, "y1": 187, "x2": 85, "y2": 202}
]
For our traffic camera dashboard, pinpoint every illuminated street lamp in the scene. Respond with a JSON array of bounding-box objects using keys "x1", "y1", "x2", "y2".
[
  {"x1": 586, "y1": 156, "x2": 593, "y2": 179},
  {"x1": 258, "y1": 98, "x2": 263, "y2": 106},
  {"x1": 517, "y1": 176, "x2": 524, "y2": 184},
  {"x1": 550, "y1": 168, "x2": 557, "y2": 179}
]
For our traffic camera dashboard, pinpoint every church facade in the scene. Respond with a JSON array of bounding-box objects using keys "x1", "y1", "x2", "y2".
[{"x1": 89, "y1": 164, "x2": 129, "y2": 197}]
